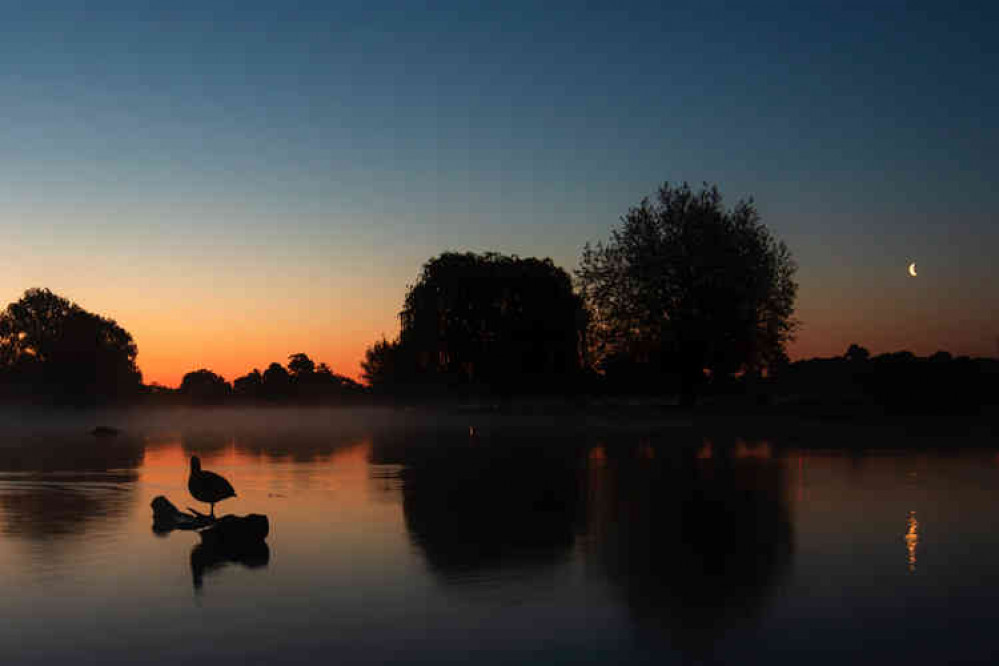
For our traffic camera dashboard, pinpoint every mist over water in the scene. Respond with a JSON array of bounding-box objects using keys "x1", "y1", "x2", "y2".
[{"x1": 1, "y1": 407, "x2": 998, "y2": 665}]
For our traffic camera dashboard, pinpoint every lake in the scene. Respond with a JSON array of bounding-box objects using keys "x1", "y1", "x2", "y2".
[{"x1": 1, "y1": 407, "x2": 997, "y2": 665}]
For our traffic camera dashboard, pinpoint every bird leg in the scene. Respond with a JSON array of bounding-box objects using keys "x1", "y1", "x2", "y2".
[{"x1": 210, "y1": 503, "x2": 216, "y2": 519}]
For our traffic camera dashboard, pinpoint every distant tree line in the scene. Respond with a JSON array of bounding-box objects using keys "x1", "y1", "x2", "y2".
[
  {"x1": 0, "y1": 288, "x2": 366, "y2": 406},
  {"x1": 772, "y1": 345, "x2": 999, "y2": 416},
  {"x1": 175, "y1": 353, "x2": 365, "y2": 405}
]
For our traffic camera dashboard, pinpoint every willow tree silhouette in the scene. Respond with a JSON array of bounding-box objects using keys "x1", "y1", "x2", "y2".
[
  {"x1": 0, "y1": 288, "x2": 142, "y2": 404},
  {"x1": 365, "y1": 251, "x2": 587, "y2": 396},
  {"x1": 577, "y1": 182, "x2": 798, "y2": 403},
  {"x1": 361, "y1": 338, "x2": 415, "y2": 394}
]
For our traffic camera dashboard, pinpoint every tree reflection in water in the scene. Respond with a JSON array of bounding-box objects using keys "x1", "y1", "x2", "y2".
[
  {"x1": 584, "y1": 435, "x2": 793, "y2": 656},
  {"x1": 376, "y1": 425, "x2": 791, "y2": 656},
  {"x1": 0, "y1": 434, "x2": 141, "y2": 543},
  {"x1": 382, "y1": 429, "x2": 584, "y2": 581}
]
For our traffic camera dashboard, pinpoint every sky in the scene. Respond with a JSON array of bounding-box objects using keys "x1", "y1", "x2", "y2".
[{"x1": 0, "y1": 1, "x2": 996, "y2": 386}]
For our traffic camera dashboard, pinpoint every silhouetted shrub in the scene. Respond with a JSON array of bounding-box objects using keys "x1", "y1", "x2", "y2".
[{"x1": 179, "y1": 369, "x2": 231, "y2": 405}]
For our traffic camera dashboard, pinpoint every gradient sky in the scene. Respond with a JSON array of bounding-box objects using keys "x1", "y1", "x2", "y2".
[{"x1": 1, "y1": 1, "x2": 996, "y2": 386}]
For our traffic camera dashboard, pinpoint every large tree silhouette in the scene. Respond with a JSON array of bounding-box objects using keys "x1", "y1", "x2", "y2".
[
  {"x1": 577, "y1": 182, "x2": 797, "y2": 402},
  {"x1": 383, "y1": 252, "x2": 587, "y2": 394},
  {"x1": 0, "y1": 288, "x2": 142, "y2": 403}
]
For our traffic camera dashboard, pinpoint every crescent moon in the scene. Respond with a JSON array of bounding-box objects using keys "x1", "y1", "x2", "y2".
[{"x1": 908, "y1": 262, "x2": 917, "y2": 277}]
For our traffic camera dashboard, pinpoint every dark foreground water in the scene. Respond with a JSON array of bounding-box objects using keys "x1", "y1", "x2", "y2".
[{"x1": 1, "y1": 408, "x2": 998, "y2": 665}]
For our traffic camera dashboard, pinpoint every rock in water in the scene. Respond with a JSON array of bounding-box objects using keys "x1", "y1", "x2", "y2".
[
  {"x1": 200, "y1": 514, "x2": 269, "y2": 546},
  {"x1": 151, "y1": 495, "x2": 214, "y2": 532}
]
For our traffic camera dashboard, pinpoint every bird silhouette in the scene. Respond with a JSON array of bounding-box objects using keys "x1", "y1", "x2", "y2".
[{"x1": 188, "y1": 456, "x2": 236, "y2": 518}]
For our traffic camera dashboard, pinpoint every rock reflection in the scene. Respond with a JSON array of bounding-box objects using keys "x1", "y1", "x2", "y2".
[
  {"x1": 386, "y1": 430, "x2": 584, "y2": 581},
  {"x1": 190, "y1": 539, "x2": 270, "y2": 593},
  {"x1": 585, "y1": 436, "x2": 793, "y2": 655}
]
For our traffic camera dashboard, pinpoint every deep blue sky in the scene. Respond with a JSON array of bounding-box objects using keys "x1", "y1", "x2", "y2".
[{"x1": 1, "y1": 1, "x2": 996, "y2": 382}]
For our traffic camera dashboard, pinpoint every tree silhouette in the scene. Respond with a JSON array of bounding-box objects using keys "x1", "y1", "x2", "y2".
[
  {"x1": 777, "y1": 347, "x2": 999, "y2": 418},
  {"x1": 381, "y1": 251, "x2": 586, "y2": 395},
  {"x1": 0, "y1": 288, "x2": 142, "y2": 403},
  {"x1": 233, "y1": 368, "x2": 263, "y2": 399},
  {"x1": 261, "y1": 362, "x2": 292, "y2": 400},
  {"x1": 844, "y1": 344, "x2": 870, "y2": 362},
  {"x1": 284, "y1": 353, "x2": 362, "y2": 401},
  {"x1": 577, "y1": 182, "x2": 798, "y2": 403},
  {"x1": 287, "y1": 353, "x2": 315, "y2": 378},
  {"x1": 179, "y1": 369, "x2": 231, "y2": 404}
]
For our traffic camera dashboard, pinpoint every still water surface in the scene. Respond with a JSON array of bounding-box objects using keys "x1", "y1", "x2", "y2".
[{"x1": 1, "y1": 408, "x2": 998, "y2": 664}]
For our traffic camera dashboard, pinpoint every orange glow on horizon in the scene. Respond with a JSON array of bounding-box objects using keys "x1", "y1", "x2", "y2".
[
  {"x1": 0, "y1": 274, "x2": 402, "y2": 389},
  {"x1": 6, "y1": 261, "x2": 996, "y2": 390},
  {"x1": 128, "y1": 310, "x2": 389, "y2": 388},
  {"x1": 138, "y1": 344, "x2": 369, "y2": 388}
]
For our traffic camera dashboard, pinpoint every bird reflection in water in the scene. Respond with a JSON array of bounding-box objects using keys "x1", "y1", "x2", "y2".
[{"x1": 905, "y1": 511, "x2": 919, "y2": 573}]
